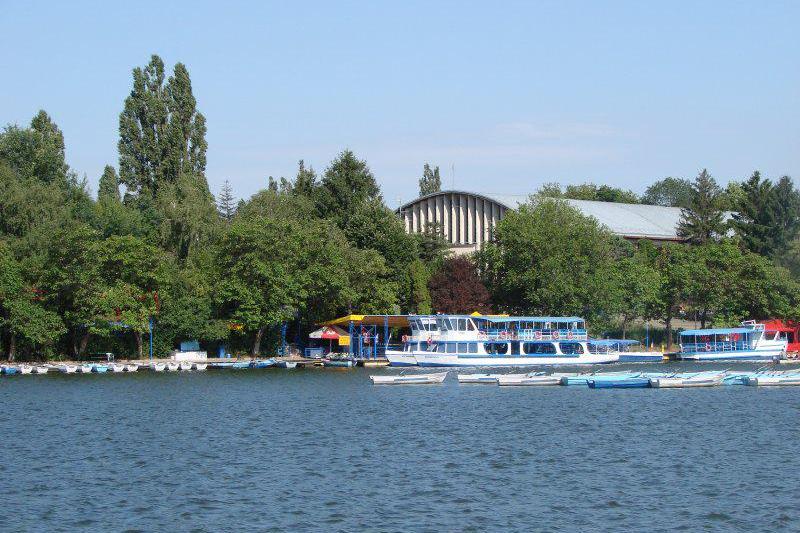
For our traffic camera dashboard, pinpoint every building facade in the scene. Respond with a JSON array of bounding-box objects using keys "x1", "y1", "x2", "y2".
[{"x1": 397, "y1": 190, "x2": 686, "y2": 254}]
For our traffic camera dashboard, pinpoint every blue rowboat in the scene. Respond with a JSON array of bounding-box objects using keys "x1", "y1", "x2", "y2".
[
  {"x1": 1, "y1": 366, "x2": 19, "y2": 375},
  {"x1": 560, "y1": 372, "x2": 641, "y2": 386},
  {"x1": 588, "y1": 377, "x2": 651, "y2": 389},
  {"x1": 91, "y1": 364, "x2": 109, "y2": 373},
  {"x1": 323, "y1": 359, "x2": 355, "y2": 368},
  {"x1": 250, "y1": 359, "x2": 275, "y2": 369},
  {"x1": 231, "y1": 361, "x2": 251, "y2": 369}
]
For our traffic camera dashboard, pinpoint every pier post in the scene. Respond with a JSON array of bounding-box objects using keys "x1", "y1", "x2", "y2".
[
  {"x1": 149, "y1": 317, "x2": 154, "y2": 360},
  {"x1": 348, "y1": 320, "x2": 354, "y2": 357},
  {"x1": 383, "y1": 316, "x2": 389, "y2": 360}
]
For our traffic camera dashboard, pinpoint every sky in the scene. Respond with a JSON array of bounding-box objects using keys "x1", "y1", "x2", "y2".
[{"x1": 1, "y1": 1, "x2": 798, "y2": 207}]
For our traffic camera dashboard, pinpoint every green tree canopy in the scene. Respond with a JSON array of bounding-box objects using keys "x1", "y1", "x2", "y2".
[
  {"x1": 641, "y1": 177, "x2": 693, "y2": 207},
  {"x1": 677, "y1": 169, "x2": 726, "y2": 244},
  {"x1": 418, "y1": 163, "x2": 441, "y2": 197}
]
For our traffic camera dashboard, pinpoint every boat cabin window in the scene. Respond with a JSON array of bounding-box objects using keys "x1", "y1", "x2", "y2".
[
  {"x1": 457, "y1": 342, "x2": 469, "y2": 353},
  {"x1": 523, "y1": 342, "x2": 556, "y2": 354},
  {"x1": 559, "y1": 342, "x2": 584, "y2": 355},
  {"x1": 466, "y1": 320, "x2": 476, "y2": 331},
  {"x1": 468, "y1": 342, "x2": 478, "y2": 353},
  {"x1": 484, "y1": 342, "x2": 509, "y2": 355}
]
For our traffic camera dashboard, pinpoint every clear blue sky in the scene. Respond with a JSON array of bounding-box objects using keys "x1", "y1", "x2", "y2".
[{"x1": 1, "y1": 1, "x2": 798, "y2": 206}]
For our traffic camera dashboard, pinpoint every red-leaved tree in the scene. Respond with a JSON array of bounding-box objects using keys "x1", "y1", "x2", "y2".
[{"x1": 428, "y1": 257, "x2": 492, "y2": 314}]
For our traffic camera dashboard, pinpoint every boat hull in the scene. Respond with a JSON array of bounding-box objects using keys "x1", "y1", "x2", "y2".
[
  {"x1": 746, "y1": 376, "x2": 800, "y2": 386},
  {"x1": 414, "y1": 352, "x2": 619, "y2": 367},
  {"x1": 679, "y1": 349, "x2": 784, "y2": 361},
  {"x1": 370, "y1": 372, "x2": 447, "y2": 384},
  {"x1": 497, "y1": 375, "x2": 561, "y2": 386},
  {"x1": 588, "y1": 378, "x2": 651, "y2": 388},
  {"x1": 385, "y1": 352, "x2": 418, "y2": 367},
  {"x1": 616, "y1": 352, "x2": 664, "y2": 362}
]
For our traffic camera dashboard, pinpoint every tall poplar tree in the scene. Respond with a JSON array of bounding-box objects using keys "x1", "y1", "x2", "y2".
[
  {"x1": 118, "y1": 55, "x2": 208, "y2": 201},
  {"x1": 419, "y1": 163, "x2": 441, "y2": 196},
  {"x1": 677, "y1": 169, "x2": 725, "y2": 244}
]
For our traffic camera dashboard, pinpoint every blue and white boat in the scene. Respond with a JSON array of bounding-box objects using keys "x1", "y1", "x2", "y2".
[
  {"x1": 250, "y1": 359, "x2": 276, "y2": 369},
  {"x1": 393, "y1": 315, "x2": 618, "y2": 367},
  {"x1": 588, "y1": 377, "x2": 651, "y2": 388},
  {"x1": 678, "y1": 321, "x2": 787, "y2": 361},
  {"x1": 386, "y1": 316, "x2": 440, "y2": 366}
]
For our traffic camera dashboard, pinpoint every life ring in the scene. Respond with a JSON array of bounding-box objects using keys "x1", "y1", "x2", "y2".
[
  {"x1": 705, "y1": 343, "x2": 711, "y2": 351},
  {"x1": 401, "y1": 335, "x2": 409, "y2": 343},
  {"x1": 551, "y1": 331, "x2": 560, "y2": 340},
  {"x1": 731, "y1": 333, "x2": 739, "y2": 342},
  {"x1": 534, "y1": 330, "x2": 542, "y2": 340},
  {"x1": 427, "y1": 336, "x2": 433, "y2": 345},
  {"x1": 500, "y1": 331, "x2": 508, "y2": 340},
  {"x1": 567, "y1": 331, "x2": 574, "y2": 340}
]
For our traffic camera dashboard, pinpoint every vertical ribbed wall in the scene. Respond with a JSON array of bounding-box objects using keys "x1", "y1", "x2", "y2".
[{"x1": 400, "y1": 193, "x2": 506, "y2": 250}]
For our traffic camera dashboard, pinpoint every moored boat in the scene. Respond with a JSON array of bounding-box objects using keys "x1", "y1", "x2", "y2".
[
  {"x1": 370, "y1": 372, "x2": 448, "y2": 385},
  {"x1": 745, "y1": 374, "x2": 800, "y2": 386},
  {"x1": 323, "y1": 358, "x2": 355, "y2": 368},
  {"x1": 165, "y1": 362, "x2": 180, "y2": 371},
  {"x1": 457, "y1": 373, "x2": 505, "y2": 384},
  {"x1": 275, "y1": 360, "x2": 298, "y2": 369},
  {"x1": 231, "y1": 361, "x2": 251, "y2": 369},
  {"x1": 108, "y1": 363, "x2": 126, "y2": 373},
  {"x1": 250, "y1": 359, "x2": 275, "y2": 369},
  {"x1": 18, "y1": 364, "x2": 33, "y2": 374},
  {"x1": 56, "y1": 364, "x2": 78, "y2": 374},
  {"x1": 91, "y1": 364, "x2": 109, "y2": 373},
  {"x1": 192, "y1": 362, "x2": 208, "y2": 371},
  {"x1": 178, "y1": 361, "x2": 193, "y2": 371},
  {"x1": 149, "y1": 362, "x2": 166, "y2": 372},
  {"x1": 77, "y1": 364, "x2": 94, "y2": 374},
  {"x1": 588, "y1": 340, "x2": 664, "y2": 362},
  {"x1": 650, "y1": 374, "x2": 724, "y2": 388},
  {"x1": 124, "y1": 364, "x2": 139, "y2": 372},
  {"x1": 588, "y1": 377, "x2": 651, "y2": 388},
  {"x1": 2, "y1": 365, "x2": 19, "y2": 375},
  {"x1": 560, "y1": 371, "x2": 641, "y2": 386},
  {"x1": 496, "y1": 374, "x2": 561, "y2": 386},
  {"x1": 679, "y1": 321, "x2": 787, "y2": 361},
  {"x1": 33, "y1": 365, "x2": 50, "y2": 374}
]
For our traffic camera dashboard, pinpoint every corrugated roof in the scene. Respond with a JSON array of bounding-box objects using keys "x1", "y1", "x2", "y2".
[{"x1": 480, "y1": 193, "x2": 684, "y2": 241}]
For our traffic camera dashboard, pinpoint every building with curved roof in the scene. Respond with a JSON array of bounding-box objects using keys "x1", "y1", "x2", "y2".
[{"x1": 397, "y1": 190, "x2": 686, "y2": 254}]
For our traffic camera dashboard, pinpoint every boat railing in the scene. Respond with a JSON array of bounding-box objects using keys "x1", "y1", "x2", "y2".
[
  {"x1": 479, "y1": 329, "x2": 588, "y2": 341},
  {"x1": 681, "y1": 341, "x2": 749, "y2": 353}
]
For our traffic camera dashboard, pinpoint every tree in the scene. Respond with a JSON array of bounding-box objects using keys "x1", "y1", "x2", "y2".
[
  {"x1": 731, "y1": 171, "x2": 775, "y2": 256},
  {"x1": 677, "y1": 169, "x2": 725, "y2": 244},
  {"x1": 418, "y1": 163, "x2": 441, "y2": 197},
  {"x1": 316, "y1": 150, "x2": 381, "y2": 220},
  {"x1": 98, "y1": 165, "x2": 121, "y2": 202},
  {"x1": 648, "y1": 243, "x2": 691, "y2": 350},
  {"x1": 406, "y1": 260, "x2": 432, "y2": 314},
  {"x1": 429, "y1": 256, "x2": 491, "y2": 314},
  {"x1": 641, "y1": 177, "x2": 693, "y2": 208},
  {"x1": 118, "y1": 55, "x2": 208, "y2": 201},
  {"x1": 536, "y1": 182, "x2": 638, "y2": 203},
  {"x1": 293, "y1": 160, "x2": 317, "y2": 197},
  {"x1": 217, "y1": 179, "x2": 237, "y2": 222},
  {"x1": 154, "y1": 172, "x2": 219, "y2": 260},
  {"x1": 614, "y1": 250, "x2": 662, "y2": 338},
  {"x1": 0, "y1": 111, "x2": 69, "y2": 185},
  {"x1": 478, "y1": 198, "x2": 621, "y2": 326}
]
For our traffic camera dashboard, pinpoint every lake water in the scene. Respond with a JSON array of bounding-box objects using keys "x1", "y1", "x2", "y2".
[{"x1": 1, "y1": 363, "x2": 799, "y2": 532}]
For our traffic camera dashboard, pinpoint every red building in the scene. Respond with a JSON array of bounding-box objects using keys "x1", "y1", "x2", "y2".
[{"x1": 762, "y1": 320, "x2": 800, "y2": 353}]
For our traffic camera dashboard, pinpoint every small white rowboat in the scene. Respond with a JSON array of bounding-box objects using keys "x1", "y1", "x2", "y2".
[
  {"x1": 370, "y1": 372, "x2": 448, "y2": 385},
  {"x1": 746, "y1": 375, "x2": 800, "y2": 386},
  {"x1": 108, "y1": 363, "x2": 126, "y2": 373},
  {"x1": 77, "y1": 364, "x2": 94, "y2": 374},
  {"x1": 149, "y1": 362, "x2": 166, "y2": 372},
  {"x1": 497, "y1": 375, "x2": 562, "y2": 386},
  {"x1": 124, "y1": 364, "x2": 139, "y2": 372},
  {"x1": 178, "y1": 361, "x2": 193, "y2": 371},
  {"x1": 33, "y1": 366, "x2": 49, "y2": 374},
  {"x1": 457, "y1": 373, "x2": 504, "y2": 384},
  {"x1": 192, "y1": 362, "x2": 208, "y2": 371},
  {"x1": 650, "y1": 376, "x2": 723, "y2": 388},
  {"x1": 165, "y1": 362, "x2": 180, "y2": 371},
  {"x1": 57, "y1": 364, "x2": 78, "y2": 374},
  {"x1": 18, "y1": 364, "x2": 33, "y2": 375}
]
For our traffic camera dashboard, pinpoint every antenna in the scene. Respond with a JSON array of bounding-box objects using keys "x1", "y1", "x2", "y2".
[{"x1": 451, "y1": 163, "x2": 455, "y2": 189}]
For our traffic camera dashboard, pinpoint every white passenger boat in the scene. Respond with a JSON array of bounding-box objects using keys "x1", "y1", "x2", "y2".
[
  {"x1": 124, "y1": 364, "x2": 139, "y2": 372},
  {"x1": 108, "y1": 363, "x2": 126, "y2": 373},
  {"x1": 745, "y1": 374, "x2": 800, "y2": 386},
  {"x1": 386, "y1": 316, "x2": 440, "y2": 367},
  {"x1": 33, "y1": 365, "x2": 50, "y2": 374},
  {"x1": 178, "y1": 361, "x2": 193, "y2": 371},
  {"x1": 397, "y1": 315, "x2": 617, "y2": 367},
  {"x1": 18, "y1": 364, "x2": 33, "y2": 374},
  {"x1": 192, "y1": 362, "x2": 208, "y2": 371},
  {"x1": 370, "y1": 372, "x2": 448, "y2": 385},
  {"x1": 166, "y1": 362, "x2": 180, "y2": 371},
  {"x1": 679, "y1": 321, "x2": 787, "y2": 361},
  {"x1": 56, "y1": 364, "x2": 78, "y2": 374},
  {"x1": 149, "y1": 362, "x2": 166, "y2": 372},
  {"x1": 496, "y1": 374, "x2": 562, "y2": 386}
]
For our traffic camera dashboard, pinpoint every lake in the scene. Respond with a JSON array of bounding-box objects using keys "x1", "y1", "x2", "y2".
[{"x1": 1, "y1": 363, "x2": 799, "y2": 531}]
